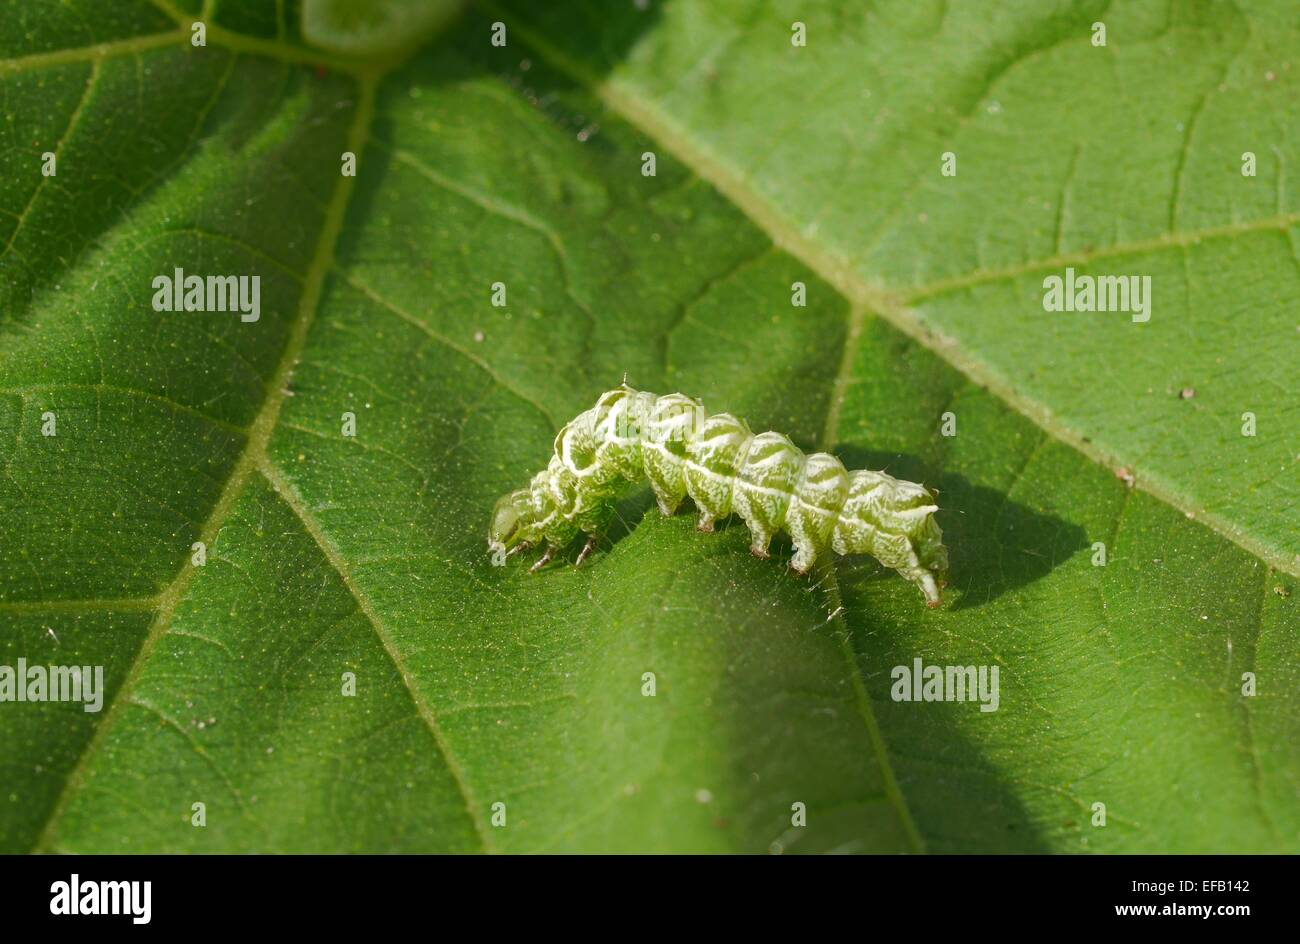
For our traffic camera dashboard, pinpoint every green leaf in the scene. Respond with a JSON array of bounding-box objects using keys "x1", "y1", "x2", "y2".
[{"x1": 0, "y1": 1, "x2": 1295, "y2": 853}]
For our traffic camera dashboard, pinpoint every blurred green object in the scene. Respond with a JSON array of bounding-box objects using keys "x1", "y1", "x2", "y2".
[{"x1": 302, "y1": 0, "x2": 463, "y2": 54}]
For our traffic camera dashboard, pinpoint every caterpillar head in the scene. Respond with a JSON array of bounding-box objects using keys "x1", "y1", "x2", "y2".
[
  {"x1": 842, "y1": 471, "x2": 949, "y2": 607},
  {"x1": 488, "y1": 489, "x2": 540, "y2": 556},
  {"x1": 883, "y1": 482, "x2": 948, "y2": 607},
  {"x1": 911, "y1": 508, "x2": 949, "y2": 605}
]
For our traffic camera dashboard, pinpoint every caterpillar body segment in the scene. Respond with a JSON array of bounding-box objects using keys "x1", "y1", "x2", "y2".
[{"x1": 488, "y1": 385, "x2": 949, "y2": 607}]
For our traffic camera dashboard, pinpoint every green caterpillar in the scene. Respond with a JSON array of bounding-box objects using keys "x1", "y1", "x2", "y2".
[{"x1": 488, "y1": 385, "x2": 949, "y2": 607}]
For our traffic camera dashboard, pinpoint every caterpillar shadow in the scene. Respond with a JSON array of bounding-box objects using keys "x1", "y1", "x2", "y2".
[{"x1": 585, "y1": 464, "x2": 1069, "y2": 852}]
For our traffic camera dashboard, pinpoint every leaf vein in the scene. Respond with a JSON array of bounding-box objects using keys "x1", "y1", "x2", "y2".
[
  {"x1": 257, "y1": 459, "x2": 496, "y2": 853},
  {"x1": 28, "y1": 74, "x2": 381, "y2": 853}
]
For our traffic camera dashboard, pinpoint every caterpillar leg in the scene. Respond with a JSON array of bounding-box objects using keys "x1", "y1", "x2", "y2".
[
  {"x1": 655, "y1": 496, "x2": 680, "y2": 517},
  {"x1": 645, "y1": 458, "x2": 685, "y2": 518},
  {"x1": 506, "y1": 542, "x2": 532, "y2": 558},
  {"x1": 909, "y1": 569, "x2": 943, "y2": 609},
  {"x1": 789, "y1": 543, "x2": 818, "y2": 575},
  {"x1": 575, "y1": 534, "x2": 598, "y2": 567},
  {"x1": 529, "y1": 545, "x2": 558, "y2": 573},
  {"x1": 696, "y1": 513, "x2": 716, "y2": 533},
  {"x1": 749, "y1": 529, "x2": 773, "y2": 560}
]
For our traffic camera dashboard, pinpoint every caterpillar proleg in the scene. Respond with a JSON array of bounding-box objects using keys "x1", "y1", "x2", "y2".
[{"x1": 488, "y1": 385, "x2": 949, "y2": 607}]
